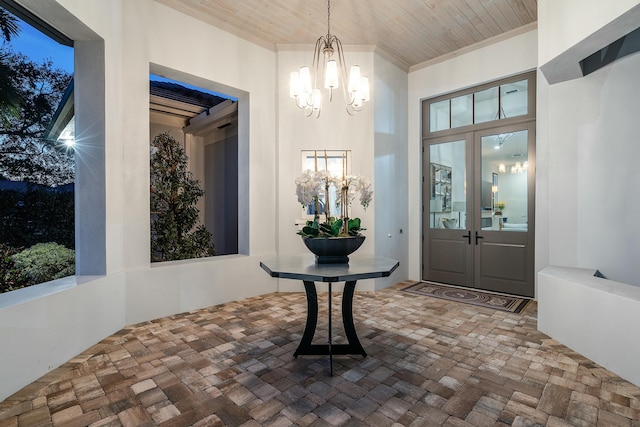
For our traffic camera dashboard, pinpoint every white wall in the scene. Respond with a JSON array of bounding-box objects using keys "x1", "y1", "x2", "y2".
[
  {"x1": 407, "y1": 30, "x2": 539, "y2": 282},
  {"x1": 539, "y1": 27, "x2": 640, "y2": 284},
  {"x1": 373, "y1": 53, "x2": 409, "y2": 288},
  {"x1": 538, "y1": 0, "x2": 640, "y2": 285}
]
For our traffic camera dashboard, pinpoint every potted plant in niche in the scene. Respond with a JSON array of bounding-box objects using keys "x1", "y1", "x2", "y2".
[{"x1": 295, "y1": 167, "x2": 372, "y2": 264}]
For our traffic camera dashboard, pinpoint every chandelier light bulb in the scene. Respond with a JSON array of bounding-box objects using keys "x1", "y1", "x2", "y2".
[
  {"x1": 290, "y1": 71, "x2": 301, "y2": 98},
  {"x1": 311, "y1": 89, "x2": 322, "y2": 111},
  {"x1": 299, "y1": 66, "x2": 312, "y2": 95},
  {"x1": 348, "y1": 65, "x2": 361, "y2": 93},
  {"x1": 325, "y1": 60, "x2": 339, "y2": 89},
  {"x1": 359, "y1": 76, "x2": 370, "y2": 102}
]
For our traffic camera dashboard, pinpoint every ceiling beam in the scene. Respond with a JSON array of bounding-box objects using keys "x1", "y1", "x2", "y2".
[{"x1": 183, "y1": 100, "x2": 237, "y2": 136}]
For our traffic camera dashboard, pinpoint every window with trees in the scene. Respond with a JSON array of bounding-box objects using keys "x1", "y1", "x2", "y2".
[
  {"x1": 149, "y1": 74, "x2": 239, "y2": 261},
  {"x1": 0, "y1": 5, "x2": 75, "y2": 293}
]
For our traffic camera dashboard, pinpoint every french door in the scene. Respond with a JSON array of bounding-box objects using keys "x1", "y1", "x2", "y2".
[{"x1": 422, "y1": 122, "x2": 535, "y2": 297}]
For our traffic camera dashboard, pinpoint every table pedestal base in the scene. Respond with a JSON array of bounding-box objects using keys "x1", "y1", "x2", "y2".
[{"x1": 294, "y1": 280, "x2": 366, "y2": 375}]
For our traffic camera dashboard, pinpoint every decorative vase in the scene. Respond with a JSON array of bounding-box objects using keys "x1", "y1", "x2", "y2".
[{"x1": 301, "y1": 235, "x2": 366, "y2": 264}]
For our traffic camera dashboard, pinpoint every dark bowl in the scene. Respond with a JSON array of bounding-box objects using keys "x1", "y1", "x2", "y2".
[{"x1": 301, "y1": 235, "x2": 366, "y2": 264}]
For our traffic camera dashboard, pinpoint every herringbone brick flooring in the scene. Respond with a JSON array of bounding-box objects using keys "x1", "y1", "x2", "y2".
[{"x1": 1, "y1": 281, "x2": 639, "y2": 426}]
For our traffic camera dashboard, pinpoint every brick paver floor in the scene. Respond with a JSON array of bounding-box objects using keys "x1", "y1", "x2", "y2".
[{"x1": 1, "y1": 281, "x2": 639, "y2": 426}]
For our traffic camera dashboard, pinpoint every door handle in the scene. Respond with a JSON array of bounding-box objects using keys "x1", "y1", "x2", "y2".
[
  {"x1": 462, "y1": 231, "x2": 471, "y2": 245},
  {"x1": 475, "y1": 231, "x2": 484, "y2": 245}
]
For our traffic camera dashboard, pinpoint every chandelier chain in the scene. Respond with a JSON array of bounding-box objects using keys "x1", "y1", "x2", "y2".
[{"x1": 327, "y1": 0, "x2": 331, "y2": 37}]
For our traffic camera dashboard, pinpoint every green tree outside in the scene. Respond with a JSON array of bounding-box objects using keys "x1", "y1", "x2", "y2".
[
  {"x1": 150, "y1": 132, "x2": 215, "y2": 262},
  {"x1": 0, "y1": 7, "x2": 74, "y2": 293}
]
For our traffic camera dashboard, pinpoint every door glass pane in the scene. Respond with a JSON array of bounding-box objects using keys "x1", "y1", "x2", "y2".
[
  {"x1": 481, "y1": 130, "x2": 528, "y2": 231},
  {"x1": 429, "y1": 140, "x2": 466, "y2": 229},
  {"x1": 451, "y1": 94, "x2": 473, "y2": 129},
  {"x1": 500, "y1": 79, "x2": 528, "y2": 119},
  {"x1": 474, "y1": 87, "x2": 498, "y2": 124},
  {"x1": 429, "y1": 100, "x2": 450, "y2": 132}
]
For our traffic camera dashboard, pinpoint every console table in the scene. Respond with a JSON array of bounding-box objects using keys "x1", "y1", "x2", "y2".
[{"x1": 260, "y1": 255, "x2": 399, "y2": 375}]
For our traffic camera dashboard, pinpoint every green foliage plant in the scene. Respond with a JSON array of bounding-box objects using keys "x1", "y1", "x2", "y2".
[
  {"x1": 298, "y1": 217, "x2": 364, "y2": 238},
  {"x1": 0, "y1": 243, "x2": 28, "y2": 293},
  {"x1": 150, "y1": 132, "x2": 215, "y2": 262},
  {"x1": 11, "y1": 242, "x2": 75, "y2": 285}
]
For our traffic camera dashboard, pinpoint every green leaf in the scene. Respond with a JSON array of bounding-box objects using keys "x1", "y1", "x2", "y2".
[
  {"x1": 319, "y1": 222, "x2": 334, "y2": 236},
  {"x1": 300, "y1": 226, "x2": 319, "y2": 237},
  {"x1": 332, "y1": 218, "x2": 343, "y2": 236}
]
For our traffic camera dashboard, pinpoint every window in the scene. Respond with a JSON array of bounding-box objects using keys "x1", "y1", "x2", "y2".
[
  {"x1": 0, "y1": 4, "x2": 76, "y2": 292},
  {"x1": 149, "y1": 74, "x2": 239, "y2": 260},
  {"x1": 428, "y1": 77, "x2": 531, "y2": 133},
  {"x1": 300, "y1": 150, "x2": 351, "y2": 219}
]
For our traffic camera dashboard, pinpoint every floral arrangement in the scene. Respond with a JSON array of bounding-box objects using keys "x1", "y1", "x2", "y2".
[
  {"x1": 295, "y1": 170, "x2": 372, "y2": 237},
  {"x1": 495, "y1": 201, "x2": 506, "y2": 214}
]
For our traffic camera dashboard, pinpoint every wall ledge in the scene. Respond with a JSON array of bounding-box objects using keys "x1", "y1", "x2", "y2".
[
  {"x1": 540, "y1": 4, "x2": 640, "y2": 85},
  {"x1": 538, "y1": 265, "x2": 640, "y2": 388},
  {"x1": 0, "y1": 275, "x2": 104, "y2": 310}
]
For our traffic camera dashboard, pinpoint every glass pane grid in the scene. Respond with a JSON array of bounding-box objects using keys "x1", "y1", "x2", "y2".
[{"x1": 427, "y1": 78, "x2": 530, "y2": 134}]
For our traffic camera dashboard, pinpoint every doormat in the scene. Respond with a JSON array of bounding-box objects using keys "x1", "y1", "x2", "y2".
[{"x1": 403, "y1": 281, "x2": 531, "y2": 313}]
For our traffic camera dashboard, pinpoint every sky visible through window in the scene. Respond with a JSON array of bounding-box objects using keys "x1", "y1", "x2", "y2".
[
  {"x1": 150, "y1": 74, "x2": 237, "y2": 101},
  {"x1": 8, "y1": 17, "x2": 73, "y2": 73}
]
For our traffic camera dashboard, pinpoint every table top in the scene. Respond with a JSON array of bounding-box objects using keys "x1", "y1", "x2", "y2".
[{"x1": 260, "y1": 254, "x2": 399, "y2": 282}]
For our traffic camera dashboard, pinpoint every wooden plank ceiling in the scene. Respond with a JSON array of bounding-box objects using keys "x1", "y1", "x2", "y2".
[{"x1": 154, "y1": 0, "x2": 537, "y2": 71}]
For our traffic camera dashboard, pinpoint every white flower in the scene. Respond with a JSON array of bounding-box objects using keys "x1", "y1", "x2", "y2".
[
  {"x1": 296, "y1": 169, "x2": 334, "y2": 207},
  {"x1": 295, "y1": 170, "x2": 372, "y2": 215},
  {"x1": 295, "y1": 170, "x2": 318, "y2": 207},
  {"x1": 356, "y1": 177, "x2": 373, "y2": 209},
  {"x1": 295, "y1": 169, "x2": 373, "y2": 236}
]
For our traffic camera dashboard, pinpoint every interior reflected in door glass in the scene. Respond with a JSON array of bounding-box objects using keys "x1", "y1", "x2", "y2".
[
  {"x1": 429, "y1": 140, "x2": 466, "y2": 229},
  {"x1": 481, "y1": 130, "x2": 528, "y2": 231}
]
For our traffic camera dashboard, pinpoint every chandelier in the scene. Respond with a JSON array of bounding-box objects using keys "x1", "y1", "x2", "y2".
[
  {"x1": 498, "y1": 160, "x2": 528, "y2": 174},
  {"x1": 492, "y1": 132, "x2": 513, "y2": 149},
  {"x1": 289, "y1": 0, "x2": 370, "y2": 118},
  {"x1": 491, "y1": 105, "x2": 513, "y2": 148}
]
